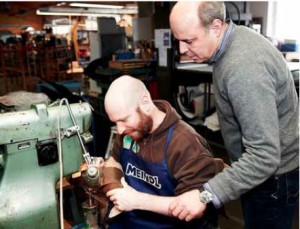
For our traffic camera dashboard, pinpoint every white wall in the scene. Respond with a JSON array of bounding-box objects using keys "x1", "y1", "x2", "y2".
[{"x1": 274, "y1": 1, "x2": 300, "y2": 42}]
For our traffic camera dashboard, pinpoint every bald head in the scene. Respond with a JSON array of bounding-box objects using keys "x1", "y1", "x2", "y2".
[
  {"x1": 170, "y1": 2, "x2": 200, "y2": 29},
  {"x1": 170, "y1": 2, "x2": 200, "y2": 38},
  {"x1": 105, "y1": 75, "x2": 150, "y2": 119}
]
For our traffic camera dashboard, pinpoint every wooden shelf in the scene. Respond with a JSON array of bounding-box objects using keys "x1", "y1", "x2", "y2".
[{"x1": 44, "y1": 45, "x2": 73, "y2": 81}]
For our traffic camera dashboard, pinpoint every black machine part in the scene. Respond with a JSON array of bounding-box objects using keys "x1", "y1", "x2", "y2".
[{"x1": 36, "y1": 141, "x2": 58, "y2": 166}]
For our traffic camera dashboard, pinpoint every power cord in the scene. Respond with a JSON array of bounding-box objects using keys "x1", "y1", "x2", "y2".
[
  {"x1": 57, "y1": 99, "x2": 69, "y2": 229},
  {"x1": 56, "y1": 99, "x2": 92, "y2": 229},
  {"x1": 57, "y1": 98, "x2": 67, "y2": 229}
]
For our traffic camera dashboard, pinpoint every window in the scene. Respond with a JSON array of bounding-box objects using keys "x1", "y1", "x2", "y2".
[{"x1": 268, "y1": 2, "x2": 300, "y2": 42}]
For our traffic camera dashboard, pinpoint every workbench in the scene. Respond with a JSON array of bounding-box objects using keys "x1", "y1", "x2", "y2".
[{"x1": 108, "y1": 59, "x2": 147, "y2": 75}]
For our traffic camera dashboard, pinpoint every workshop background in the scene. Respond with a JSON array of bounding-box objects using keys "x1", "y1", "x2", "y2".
[{"x1": 0, "y1": 1, "x2": 299, "y2": 229}]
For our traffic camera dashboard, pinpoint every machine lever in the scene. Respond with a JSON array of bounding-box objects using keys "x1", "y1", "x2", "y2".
[
  {"x1": 84, "y1": 153, "x2": 92, "y2": 165},
  {"x1": 58, "y1": 99, "x2": 93, "y2": 165},
  {"x1": 64, "y1": 125, "x2": 80, "y2": 137}
]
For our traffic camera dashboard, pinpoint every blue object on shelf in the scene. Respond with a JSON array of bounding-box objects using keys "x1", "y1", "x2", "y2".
[
  {"x1": 115, "y1": 51, "x2": 134, "y2": 60},
  {"x1": 280, "y1": 43, "x2": 298, "y2": 52}
]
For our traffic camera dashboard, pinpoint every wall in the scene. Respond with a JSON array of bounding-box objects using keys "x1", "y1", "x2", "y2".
[
  {"x1": 0, "y1": 3, "x2": 44, "y2": 34},
  {"x1": 0, "y1": 14, "x2": 43, "y2": 34},
  {"x1": 225, "y1": 2, "x2": 270, "y2": 36},
  {"x1": 249, "y1": 1, "x2": 269, "y2": 36}
]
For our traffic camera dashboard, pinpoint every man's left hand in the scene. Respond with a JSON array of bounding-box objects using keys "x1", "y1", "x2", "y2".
[{"x1": 106, "y1": 177, "x2": 140, "y2": 212}]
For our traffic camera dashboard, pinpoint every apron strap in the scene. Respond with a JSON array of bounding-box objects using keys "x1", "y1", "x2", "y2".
[
  {"x1": 164, "y1": 125, "x2": 175, "y2": 161},
  {"x1": 130, "y1": 140, "x2": 135, "y2": 150}
]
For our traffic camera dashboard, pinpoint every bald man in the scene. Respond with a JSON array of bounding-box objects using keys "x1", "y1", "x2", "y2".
[
  {"x1": 169, "y1": 2, "x2": 299, "y2": 229},
  {"x1": 104, "y1": 75, "x2": 225, "y2": 228}
]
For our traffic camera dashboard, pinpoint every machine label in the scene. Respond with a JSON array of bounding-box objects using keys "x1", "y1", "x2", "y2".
[
  {"x1": 125, "y1": 163, "x2": 161, "y2": 189},
  {"x1": 18, "y1": 142, "x2": 31, "y2": 150}
]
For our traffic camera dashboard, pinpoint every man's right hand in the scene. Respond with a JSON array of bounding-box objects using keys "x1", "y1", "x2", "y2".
[{"x1": 168, "y1": 189, "x2": 207, "y2": 221}]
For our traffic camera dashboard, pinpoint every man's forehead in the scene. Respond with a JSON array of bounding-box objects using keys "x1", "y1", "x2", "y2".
[
  {"x1": 173, "y1": 24, "x2": 199, "y2": 41},
  {"x1": 109, "y1": 103, "x2": 137, "y2": 121},
  {"x1": 172, "y1": 15, "x2": 201, "y2": 35}
]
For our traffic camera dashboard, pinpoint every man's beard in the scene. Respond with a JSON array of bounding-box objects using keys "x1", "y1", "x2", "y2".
[{"x1": 124, "y1": 108, "x2": 153, "y2": 141}]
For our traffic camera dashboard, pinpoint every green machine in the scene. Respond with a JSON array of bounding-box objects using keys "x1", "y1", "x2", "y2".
[{"x1": 0, "y1": 101, "x2": 93, "y2": 228}]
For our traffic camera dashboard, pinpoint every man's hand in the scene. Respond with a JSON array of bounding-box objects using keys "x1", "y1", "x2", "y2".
[
  {"x1": 106, "y1": 177, "x2": 141, "y2": 212},
  {"x1": 169, "y1": 189, "x2": 207, "y2": 221}
]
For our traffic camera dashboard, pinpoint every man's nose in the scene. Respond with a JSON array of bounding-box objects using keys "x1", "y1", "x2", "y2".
[
  {"x1": 116, "y1": 122, "x2": 126, "y2": 135},
  {"x1": 179, "y1": 41, "x2": 189, "y2": 55}
]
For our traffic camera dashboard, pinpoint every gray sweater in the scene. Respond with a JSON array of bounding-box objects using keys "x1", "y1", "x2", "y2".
[{"x1": 207, "y1": 25, "x2": 299, "y2": 204}]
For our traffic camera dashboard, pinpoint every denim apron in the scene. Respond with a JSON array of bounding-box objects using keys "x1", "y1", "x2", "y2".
[{"x1": 109, "y1": 125, "x2": 178, "y2": 229}]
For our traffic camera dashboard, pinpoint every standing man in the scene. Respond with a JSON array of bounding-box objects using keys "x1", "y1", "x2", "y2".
[
  {"x1": 169, "y1": 2, "x2": 299, "y2": 229},
  {"x1": 104, "y1": 75, "x2": 225, "y2": 228}
]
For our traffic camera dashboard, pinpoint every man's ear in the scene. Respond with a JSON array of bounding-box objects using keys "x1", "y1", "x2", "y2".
[
  {"x1": 139, "y1": 95, "x2": 150, "y2": 112},
  {"x1": 210, "y1": 19, "x2": 223, "y2": 37}
]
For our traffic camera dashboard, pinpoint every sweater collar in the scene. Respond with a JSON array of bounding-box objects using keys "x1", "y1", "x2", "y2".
[{"x1": 208, "y1": 20, "x2": 235, "y2": 65}]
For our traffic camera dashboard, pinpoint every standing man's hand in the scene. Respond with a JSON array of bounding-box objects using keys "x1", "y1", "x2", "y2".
[{"x1": 169, "y1": 189, "x2": 207, "y2": 221}]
